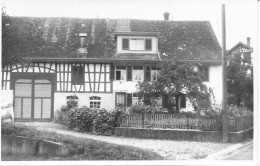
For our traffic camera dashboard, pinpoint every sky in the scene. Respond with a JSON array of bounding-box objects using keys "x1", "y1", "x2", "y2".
[{"x1": 3, "y1": 0, "x2": 258, "y2": 51}]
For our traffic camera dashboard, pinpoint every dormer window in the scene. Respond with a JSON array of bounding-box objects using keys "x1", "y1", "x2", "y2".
[
  {"x1": 115, "y1": 32, "x2": 159, "y2": 54},
  {"x1": 122, "y1": 38, "x2": 152, "y2": 51}
]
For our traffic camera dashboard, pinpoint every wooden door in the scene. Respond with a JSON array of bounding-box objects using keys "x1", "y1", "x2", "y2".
[{"x1": 14, "y1": 78, "x2": 52, "y2": 121}]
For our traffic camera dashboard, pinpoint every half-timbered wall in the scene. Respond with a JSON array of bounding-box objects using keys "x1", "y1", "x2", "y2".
[
  {"x1": 2, "y1": 63, "x2": 55, "y2": 90},
  {"x1": 1, "y1": 65, "x2": 11, "y2": 90},
  {"x1": 12, "y1": 63, "x2": 56, "y2": 73},
  {"x1": 2, "y1": 62, "x2": 112, "y2": 93},
  {"x1": 56, "y1": 63, "x2": 112, "y2": 93}
]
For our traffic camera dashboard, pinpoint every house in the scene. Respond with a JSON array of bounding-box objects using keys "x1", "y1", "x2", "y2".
[
  {"x1": 1, "y1": 13, "x2": 222, "y2": 121},
  {"x1": 226, "y1": 37, "x2": 253, "y2": 77},
  {"x1": 226, "y1": 37, "x2": 253, "y2": 108}
]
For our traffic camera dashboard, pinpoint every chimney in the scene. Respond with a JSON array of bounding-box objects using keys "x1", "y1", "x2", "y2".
[
  {"x1": 247, "y1": 37, "x2": 250, "y2": 46},
  {"x1": 163, "y1": 11, "x2": 170, "y2": 21}
]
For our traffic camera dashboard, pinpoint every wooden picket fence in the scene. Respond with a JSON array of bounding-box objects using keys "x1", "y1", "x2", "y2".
[{"x1": 120, "y1": 113, "x2": 253, "y2": 132}]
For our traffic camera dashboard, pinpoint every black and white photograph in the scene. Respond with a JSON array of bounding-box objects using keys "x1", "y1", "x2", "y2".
[{"x1": 1, "y1": 0, "x2": 258, "y2": 165}]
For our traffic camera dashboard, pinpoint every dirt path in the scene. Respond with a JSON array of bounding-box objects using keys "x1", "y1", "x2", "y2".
[{"x1": 21, "y1": 122, "x2": 233, "y2": 160}]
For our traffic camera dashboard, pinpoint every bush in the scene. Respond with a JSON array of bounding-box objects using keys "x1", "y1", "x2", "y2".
[
  {"x1": 128, "y1": 103, "x2": 168, "y2": 114},
  {"x1": 67, "y1": 107, "x2": 125, "y2": 135},
  {"x1": 228, "y1": 105, "x2": 253, "y2": 117},
  {"x1": 67, "y1": 106, "x2": 98, "y2": 132}
]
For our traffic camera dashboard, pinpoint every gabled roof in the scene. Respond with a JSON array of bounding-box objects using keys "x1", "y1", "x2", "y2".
[
  {"x1": 227, "y1": 42, "x2": 253, "y2": 55},
  {"x1": 6, "y1": 17, "x2": 222, "y2": 62}
]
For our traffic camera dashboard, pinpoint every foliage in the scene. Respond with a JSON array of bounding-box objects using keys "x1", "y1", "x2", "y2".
[
  {"x1": 228, "y1": 105, "x2": 253, "y2": 117},
  {"x1": 67, "y1": 107, "x2": 125, "y2": 135},
  {"x1": 227, "y1": 51, "x2": 253, "y2": 109},
  {"x1": 67, "y1": 106, "x2": 97, "y2": 132},
  {"x1": 137, "y1": 61, "x2": 211, "y2": 113},
  {"x1": 128, "y1": 103, "x2": 168, "y2": 114}
]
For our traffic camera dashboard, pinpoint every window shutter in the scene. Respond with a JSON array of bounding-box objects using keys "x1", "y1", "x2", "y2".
[
  {"x1": 127, "y1": 66, "x2": 132, "y2": 81},
  {"x1": 72, "y1": 66, "x2": 84, "y2": 85},
  {"x1": 127, "y1": 93, "x2": 132, "y2": 106},
  {"x1": 145, "y1": 39, "x2": 152, "y2": 50},
  {"x1": 145, "y1": 66, "x2": 151, "y2": 81},
  {"x1": 180, "y1": 94, "x2": 186, "y2": 108},
  {"x1": 110, "y1": 65, "x2": 115, "y2": 80},
  {"x1": 122, "y1": 38, "x2": 129, "y2": 50},
  {"x1": 201, "y1": 66, "x2": 209, "y2": 82},
  {"x1": 162, "y1": 94, "x2": 169, "y2": 108}
]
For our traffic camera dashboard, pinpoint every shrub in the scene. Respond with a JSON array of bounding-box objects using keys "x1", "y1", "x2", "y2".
[
  {"x1": 228, "y1": 105, "x2": 253, "y2": 117},
  {"x1": 67, "y1": 106, "x2": 125, "y2": 135},
  {"x1": 67, "y1": 106, "x2": 98, "y2": 132},
  {"x1": 128, "y1": 103, "x2": 168, "y2": 114}
]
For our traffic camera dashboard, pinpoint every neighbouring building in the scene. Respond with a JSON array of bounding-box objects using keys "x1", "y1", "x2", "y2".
[
  {"x1": 1, "y1": 13, "x2": 223, "y2": 121},
  {"x1": 226, "y1": 37, "x2": 253, "y2": 108}
]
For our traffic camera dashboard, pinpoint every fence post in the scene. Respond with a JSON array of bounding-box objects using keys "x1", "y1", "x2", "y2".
[
  {"x1": 186, "y1": 114, "x2": 189, "y2": 130},
  {"x1": 142, "y1": 112, "x2": 145, "y2": 128}
]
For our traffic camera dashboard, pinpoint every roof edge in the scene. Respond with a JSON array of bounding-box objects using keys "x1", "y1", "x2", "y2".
[{"x1": 24, "y1": 58, "x2": 222, "y2": 65}]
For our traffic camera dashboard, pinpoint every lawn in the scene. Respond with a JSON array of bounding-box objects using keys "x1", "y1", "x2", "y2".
[{"x1": 1, "y1": 122, "x2": 163, "y2": 160}]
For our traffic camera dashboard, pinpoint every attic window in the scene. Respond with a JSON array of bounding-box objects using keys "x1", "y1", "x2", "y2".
[{"x1": 129, "y1": 39, "x2": 144, "y2": 50}]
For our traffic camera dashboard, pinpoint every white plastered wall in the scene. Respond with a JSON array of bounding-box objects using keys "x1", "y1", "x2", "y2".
[
  {"x1": 54, "y1": 92, "x2": 115, "y2": 112},
  {"x1": 181, "y1": 64, "x2": 223, "y2": 112},
  {"x1": 205, "y1": 65, "x2": 223, "y2": 104}
]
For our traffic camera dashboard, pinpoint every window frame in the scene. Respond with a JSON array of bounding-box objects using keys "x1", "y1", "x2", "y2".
[{"x1": 89, "y1": 96, "x2": 101, "y2": 109}]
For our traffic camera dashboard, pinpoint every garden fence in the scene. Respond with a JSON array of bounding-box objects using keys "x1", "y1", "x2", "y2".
[{"x1": 120, "y1": 113, "x2": 253, "y2": 132}]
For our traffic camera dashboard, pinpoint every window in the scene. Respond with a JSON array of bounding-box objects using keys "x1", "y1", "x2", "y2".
[
  {"x1": 122, "y1": 38, "x2": 153, "y2": 51},
  {"x1": 129, "y1": 39, "x2": 144, "y2": 50},
  {"x1": 145, "y1": 39, "x2": 152, "y2": 50},
  {"x1": 90, "y1": 96, "x2": 101, "y2": 108},
  {"x1": 132, "y1": 93, "x2": 141, "y2": 105},
  {"x1": 72, "y1": 66, "x2": 84, "y2": 85},
  {"x1": 115, "y1": 66, "x2": 126, "y2": 81},
  {"x1": 66, "y1": 95, "x2": 78, "y2": 109},
  {"x1": 122, "y1": 38, "x2": 129, "y2": 50},
  {"x1": 133, "y1": 66, "x2": 144, "y2": 81}
]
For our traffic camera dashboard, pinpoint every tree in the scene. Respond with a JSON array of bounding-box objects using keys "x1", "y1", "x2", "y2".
[
  {"x1": 137, "y1": 61, "x2": 211, "y2": 113},
  {"x1": 227, "y1": 52, "x2": 253, "y2": 109}
]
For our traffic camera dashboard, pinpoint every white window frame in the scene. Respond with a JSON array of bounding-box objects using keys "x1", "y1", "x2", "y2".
[
  {"x1": 129, "y1": 38, "x2": 145, "y2": 51},
  {"x1": 90, "y1": 96, "x2": 101, "y2": 108}
]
